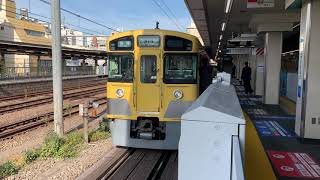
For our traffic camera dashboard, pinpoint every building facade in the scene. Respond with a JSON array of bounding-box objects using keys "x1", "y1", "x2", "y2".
[{"x1": 0, "y1": 0, "x2": 51, "y2": 77}]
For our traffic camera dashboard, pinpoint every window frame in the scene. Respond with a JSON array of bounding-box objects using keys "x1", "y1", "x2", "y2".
[
  {"x1": 140, "y1": 55, "x2": 158, "y2": 84},
  {"x1": 163, "y1": 53, "x2": 198, "y2": 84},
  {"x1": 164, "y1": 35, "x2": 193, "y2": 51},
  {"x1": 108, "y1": 53, "x2": 134, "y2": 83},
  {"x1": 24, "y1": 29, "x2": 45, "y2": 37}
]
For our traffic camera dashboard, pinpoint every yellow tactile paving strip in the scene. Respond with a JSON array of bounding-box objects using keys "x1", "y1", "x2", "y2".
[{"x1": 244, "y1": 112, "x2": 277, "y2": 180}]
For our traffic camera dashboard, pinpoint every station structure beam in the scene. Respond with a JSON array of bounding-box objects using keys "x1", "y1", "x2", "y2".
[
  {"x1": 264, "y1": 32, "x2": 283, "y2": 105},
  {"x1": 249, "y1": 13, "x2": 299, "y2": 104},
  {"x1": 51, "y1": 0, "x2": 64, "y2": 137}
]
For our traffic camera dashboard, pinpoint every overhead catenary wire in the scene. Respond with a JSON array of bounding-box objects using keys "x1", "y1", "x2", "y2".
[
  {"x1": 0, "y1": 4, "x2": 104, "y2": 36},
  {"x1": 151, "y1": 0, "x2": 184, "y2": 31},
  {"x1": 158, "y1": 0, "x2": 184, "y2": 30},
  {"x1": 38, "y1": 0, "x2": 119, "y2": 32},
  {"x1": 28, "y1": 11, "x2": 105, "y2": 35}
]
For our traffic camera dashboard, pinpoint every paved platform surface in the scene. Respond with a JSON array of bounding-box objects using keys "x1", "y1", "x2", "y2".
[
  {"x1": 0, "y1": 75, "x2": 105, "y2": 85},
  {"x1": 234, "y1": 79, "x2": 320, "y2": 180}
]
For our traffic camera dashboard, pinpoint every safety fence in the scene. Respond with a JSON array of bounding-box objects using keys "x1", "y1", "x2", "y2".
[{"x1": 0, "y1": 66, "x2": 96, "y2": 80}]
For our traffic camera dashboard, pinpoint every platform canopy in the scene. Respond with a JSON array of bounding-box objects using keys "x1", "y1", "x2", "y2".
[{"x1": 184, "y1": 0, "x2": 300, "y2": 56}]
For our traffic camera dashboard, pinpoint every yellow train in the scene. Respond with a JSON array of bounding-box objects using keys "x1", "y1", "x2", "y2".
[{"x1": 106, "y1": 29, "x2": 201, "y2": 149}]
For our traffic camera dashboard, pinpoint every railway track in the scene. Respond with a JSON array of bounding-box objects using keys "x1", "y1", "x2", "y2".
[
  {"x1": 78, "y1": 148, "x2": 178, "y2": 180},
  {"x1": 0, "y1": 78, "x2": 107, "y2": 101},
  {"x1": 0, "y1": 97, "x2": 107, "y2": 139},
  {"x1": 0, "y1": 86, "x2": 106, "y2": 115}
]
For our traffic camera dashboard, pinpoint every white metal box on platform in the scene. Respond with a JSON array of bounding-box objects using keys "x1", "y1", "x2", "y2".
[{"x1": 179, "y1": 82, "x2": 246, "y2": 180}]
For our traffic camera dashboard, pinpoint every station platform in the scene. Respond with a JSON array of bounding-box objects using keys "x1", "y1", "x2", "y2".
[
  {"x1": 233, "y1": 80, "x2": 320, "y2": 180},
  {"x1": 0, "y1": 75, "x2": 106, "y2": 85}
]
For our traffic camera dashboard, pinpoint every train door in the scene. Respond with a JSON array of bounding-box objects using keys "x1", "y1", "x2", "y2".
[{"x1": 137, "y1": 53, "x2": 160, "y2": 113}]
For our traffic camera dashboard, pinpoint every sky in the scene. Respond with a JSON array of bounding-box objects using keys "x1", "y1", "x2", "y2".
[{"x1": 15, "y1": 0, "x2": 192, "y2": 35}]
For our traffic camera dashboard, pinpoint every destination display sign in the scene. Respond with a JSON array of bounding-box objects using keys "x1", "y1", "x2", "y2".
[
  {"x1": 138, "y1": 35, "x2": 160, "y2": 47},
  {"x1": 109, "y1": 36, "x2": 134, "y2": 51},
  {"x1": 118, "y1": 40, "x2": 132, "y2": 48}
]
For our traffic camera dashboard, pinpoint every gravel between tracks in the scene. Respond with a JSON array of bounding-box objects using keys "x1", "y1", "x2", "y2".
[
  {"x1": 0, "y1": 85, "x2": 105, "y2": 127},
  {"x1": 5, "y1": 139, "x2": 113, "y2": 180},
  {"x1": 0, "y1": 94, "x2": 106, "y2": 163}
]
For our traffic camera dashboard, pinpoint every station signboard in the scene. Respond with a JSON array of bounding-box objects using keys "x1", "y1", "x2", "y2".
[
  {"x1": 226, "y1": 48, "x2": 251, "y2": 55},
  {"x1": 247, "y1": 0, "x2": 275, "y2": 8}
]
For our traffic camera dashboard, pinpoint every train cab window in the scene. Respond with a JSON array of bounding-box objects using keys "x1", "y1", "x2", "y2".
[
  {"x1": 140, "y1": 55, "x2": 157, "y2": 83},
  {"x1": 164, "y1": 54, "x2": 197, "y2": 84},
  {"x1": 108, "y1": 54, "x2": 134, "y2": 82},
  {"x1": 164, "y1": 36, "x2": 193, "y2": 51}
]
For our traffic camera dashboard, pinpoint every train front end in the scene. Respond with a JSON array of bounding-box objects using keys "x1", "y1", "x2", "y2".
[{"x1": 106, "y1": 30, "x2": 200, "y2": 150}]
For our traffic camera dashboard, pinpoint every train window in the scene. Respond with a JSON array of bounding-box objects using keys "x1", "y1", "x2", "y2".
[
  {"x1": 108, "y1": 54, "x2": 134, "y2": 82},
  {"x1": 140, "y1": 55, "x2": 157, "y2": 83},
  {"x1": 109, "y1": 36, "x2": 134, "y2": 51},
  {"x1": 164, "y1": 54, "x2": 197, "y2": 84},
  {"x1": 164, "y1": 36, "x2": 193, "y2": 51}
]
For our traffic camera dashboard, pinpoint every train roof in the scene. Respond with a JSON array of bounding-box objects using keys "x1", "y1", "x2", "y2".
[{"x1": 108, "y1": 29, "x2": 200, "y2": 42}]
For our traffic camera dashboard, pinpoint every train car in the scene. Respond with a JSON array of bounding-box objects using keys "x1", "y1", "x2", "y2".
[{"x1": 106, "y1": 29, "x2": 201, "y2": 149}]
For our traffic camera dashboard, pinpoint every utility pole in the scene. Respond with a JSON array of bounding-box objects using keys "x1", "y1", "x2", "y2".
[{"x1": 51, "y1": 0, "x2": 64, "y2": 137}]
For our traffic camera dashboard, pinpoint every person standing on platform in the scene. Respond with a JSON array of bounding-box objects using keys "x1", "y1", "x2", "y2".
[
  {"x1": 241, "y1": 62, "x2": 253, "y2": 94},
  {"x1": 231, "y1": 62, "x2": 236, "y2": 78},
  {"x1": 199, "y1": 58, "x2": 212, "y2": 94}
]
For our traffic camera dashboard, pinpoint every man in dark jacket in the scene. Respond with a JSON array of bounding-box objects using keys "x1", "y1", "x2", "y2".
[
  {"x1": 241, "y1": 62, "x2": 253, "y2": 94},
  {"x1": 199, "y1": 58, "x2": 213, "y2": 94}
]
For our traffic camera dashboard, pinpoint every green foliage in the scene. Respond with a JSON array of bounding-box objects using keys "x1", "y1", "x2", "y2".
[
  {"x1": 24, "y1": 149, "x2": 40, "y2": 164},
  {"x1": 40, "y1": 133, "x2": 65, "y2": 159},
  {"x1": 89, "y1": 131, "x2": 110, "y2": 142},
  {"x1": 56, "y1": 132, "x2": 83, "y2": 158},
  {"x1": 65, "y1": 132, "x2": 84, "y2": 146},
  {"x1": 39, "y1": 132, "x2": 83, "y2": 159},
  {"x1": 88, "y1": 120, "x2": 111, "y2": 142},
  {"x1": 98, "y1": 119, "x2": 110, "y2": 132},
  {"x1": 0, "y1": 132, "x2": 84, "y2": 177},
  {"x1": 0, "y1": 161, "x2": 19, "y2": 178}
]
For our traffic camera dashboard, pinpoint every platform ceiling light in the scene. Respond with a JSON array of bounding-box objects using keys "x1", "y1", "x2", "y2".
[
  {"x1": 221, "y1": 22, "x2": 226, "y2": 31},
  {"x1": 225, "y1": 0, "x2": 233, "y2": 13},
  {"x1": 219, "y1": 35, "x2": 223, "y2": 40},
  {"x1": 218, "y1": 42, "x2": 221, "y2": 46}
]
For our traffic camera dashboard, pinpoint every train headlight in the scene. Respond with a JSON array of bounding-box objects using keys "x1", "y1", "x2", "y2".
[
  {"x1": 173, "y1": 90, "x2": 183, "y2": 99},
  {"x1": 116, "y1": 89, "x2": 125, "y2": 98}
]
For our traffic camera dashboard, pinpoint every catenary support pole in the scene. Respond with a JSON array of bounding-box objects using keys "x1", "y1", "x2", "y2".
[{"x1": 51, "y1": 0, "x2": 64, "y2": 136}]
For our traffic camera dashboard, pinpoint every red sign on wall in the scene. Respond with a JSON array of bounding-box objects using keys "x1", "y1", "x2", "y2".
[{"x1": 267, "y1": 150, "x2": 320, "y2": 178}]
